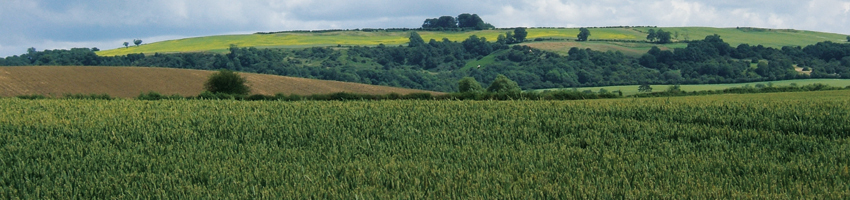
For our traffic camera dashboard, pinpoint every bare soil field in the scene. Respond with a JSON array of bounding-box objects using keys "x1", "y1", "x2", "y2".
[{"x1": 0, "y1": 66, "x2": 440, "y2": 98}]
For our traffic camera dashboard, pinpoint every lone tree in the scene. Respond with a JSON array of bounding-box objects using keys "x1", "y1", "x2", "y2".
[
  {"x1": 487, "y1": 74, "x2": 521, "y2": 93},
  {"x1": 656, "y1": 29, "x2": 672, "y2": 44},
  {"x1": 513, "y1": 27, "x2": 528, "y2": 43},
  {"x1": 646, "y1": 29, "x2": 657, "y2": 42},
  {"x1": 638, "y1": 84, "x2": 653, "y2": 93},
  {"x1": 204, "y1": 69, "x2": 250, "y2": 95},
  {"x1": 458, "y1": 77, "x2": 484, "y2": 93},
  {"x1": 123, "y1": 42, "x2": 129, "y2": 48},
  {"x1": 133, "y1": 39, "x2": 143, "y2": 46},
  {"x1": 847, "y1": 36, "x2": 850, "y2": 42},
  {"x1": 577, "y1": 28, "x2": 591, "y2": 41}
]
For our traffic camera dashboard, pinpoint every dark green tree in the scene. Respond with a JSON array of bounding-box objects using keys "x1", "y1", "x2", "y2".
[
  {"x1": 496, "y1": 34, "x2": 507, "y2": 45},
  {"x1": 487, "y1": 74, "x2": 521, "y2": 93},
  {"x1": 505, "y1": 31, "x2": 516, "y2": 44},
  {"x1": 638, "y1": 84, "x2": 653, "y2": 93},
  {"x1": 204, "y1": 69, "x2": 250, "y2": 95},
  {"x1": 513, "y1": 27, "x2": 528, "y2": 43},
  {"x1": 577, "y1": 28, "x2": 591, "y2": 41},
  {"x1": 422, "y1": 16, "x2": 458, "y2": 29},
  {"x1": 133, "y1": 39, "x2": 143, "y2": 46},
  {"x1": 846, "y1": 36, "x2": 850, "y2": 42},
  {"x1": 458, "y1": 77, "x2": 484, "y2": 93},
  {"x1": 123, "y1": 42, "x2": 129, "y2": 48},
  {"x1": 656, "y1": 29, "x2": 672, "y2": 44},
  {"x1": 408, "y1": 32, "x2": 425, "y2": 47},
  {"x1": 646, "y1": 29, "x2": 657, "y2": 42}
]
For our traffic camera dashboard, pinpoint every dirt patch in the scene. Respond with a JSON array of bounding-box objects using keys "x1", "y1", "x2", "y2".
[
  {"x1": 0, "y1": 66, "x2": 441, "y2": 98},
  {"x1": 794, "y1": 65, "x2": 812, "y2": 75}
]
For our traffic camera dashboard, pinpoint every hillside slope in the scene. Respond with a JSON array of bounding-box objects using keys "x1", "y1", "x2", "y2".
[
  {"x1": 96, "y1": 27, "x2": 849, "y2": 56},
  {"x1": 0, "y1": 66, "x2": 440, "y2": 98}
]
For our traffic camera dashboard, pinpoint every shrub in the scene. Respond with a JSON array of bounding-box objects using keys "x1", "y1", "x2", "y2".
[
  {"x1": 486, "y1": 74, "x2": 521, "y2": 93},
  {"x1": 137, "y1": 91, "x2": 167, "y2": 100},
  {"x1": 458, "y1": 77, "x2": 484, "y2": 93},
  {"x1": 16, "y1": 94, "x2": 48, "y2": 100},
  {"x1": 204, "y1": 69, "x2": 250, "y2": 96}
]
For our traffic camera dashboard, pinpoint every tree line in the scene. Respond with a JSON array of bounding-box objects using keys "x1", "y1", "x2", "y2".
[{"x1": 2, "y1": 33, "x2": 849, "y2": 92}]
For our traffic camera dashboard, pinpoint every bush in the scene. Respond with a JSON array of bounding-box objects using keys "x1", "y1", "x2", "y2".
[
  {"x1": 63, "y1": 93, "x2": 113, "y2": 100},
  {"x1": 458, "y1": 77, "x2": 484, "y2": 93},
  {"x1": 137, "y1": 91, "x2": 167, "y2": 100},
  {"x1": 487, "y1": 74, "x2": 521, "y2": 93},
  {"x1": 16, "y1": 94, "x2": 48, "y2": 100},
  {"x1": 402, "y1": 93, "x2": 433, "y2": 100},
  {"x1": 204, "y1": 69, "x2": 250, "y2": 95}
]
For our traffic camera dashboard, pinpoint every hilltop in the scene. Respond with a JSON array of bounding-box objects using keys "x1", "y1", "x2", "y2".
[
  {"x1": 96, "y1": 27, "x2": 848, "y2": 57},
  {"x1": 0, "y1": 66, "x2": 440, "y2": 98}
]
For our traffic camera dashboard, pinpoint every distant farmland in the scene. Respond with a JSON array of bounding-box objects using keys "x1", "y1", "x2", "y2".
[
  {"x1": 96, "y1": 27, "x2": 849, "y2": 56},
  {"x1": 536, "y1": 79, "x2": 850, "y2": 96},
  {"x1": 0, "y1": 66, "x2": 440, "y2": 98}
]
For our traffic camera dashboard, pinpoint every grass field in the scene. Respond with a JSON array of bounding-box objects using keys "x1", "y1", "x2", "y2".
[
  {"x1": 0, "y1": 66, "x2": 440, "y2": 98},
  {"x1": 537, "y1": 79, "x2": 850, "y2": 96},
  {"x1": 1, "y1": 90, "x2": 848, "y2": 198},
  {"x1": 524, "y1": 40, "x2": 688, "y2": 56},
  {"x1": 96, "y1": 27, "x2": 850, "y2": 57}
]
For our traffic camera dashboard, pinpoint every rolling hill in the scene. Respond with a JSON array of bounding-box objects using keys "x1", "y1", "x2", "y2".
[
  {"x1": 0, "y1": 66, "x2": 441, "y2": 98},
  {"x1": 96, "y1": 27, "x2": 849, "y2": 57}
]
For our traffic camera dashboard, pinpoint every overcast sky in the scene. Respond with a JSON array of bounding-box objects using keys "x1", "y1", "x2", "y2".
[{"x1": 1, "y1": 0, "x2": 849, "y2": 57}]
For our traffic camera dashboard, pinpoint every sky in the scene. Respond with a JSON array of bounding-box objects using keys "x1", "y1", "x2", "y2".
[{"x1": 1, "y1": 0, "x2": 849, "y2": 57}]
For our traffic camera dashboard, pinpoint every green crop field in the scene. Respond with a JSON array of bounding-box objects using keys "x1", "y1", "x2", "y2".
[
  {"x1": 96, "y1": 27, "x2": 849, "y2": 57},
  {"x1": 2, "y1": 90, "x2": 849, "y2": 198},
  {"x1": 538, "y1": 79, "x2": 850, "y2": 96}
]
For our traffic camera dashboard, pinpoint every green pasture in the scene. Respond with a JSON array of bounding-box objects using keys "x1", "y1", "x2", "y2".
[
  {"x1": 537, "y1": 79, "x2": 850, "y2": 96},
  {"x1": 631, "y1": 27, "x2": 847, "y2": 48},
  {"x1": 525, "y1": 40, "x2": 689, "y2": 56},
  {"x1": 97, "y1": 27, "x2": 849, "y2": 56}
]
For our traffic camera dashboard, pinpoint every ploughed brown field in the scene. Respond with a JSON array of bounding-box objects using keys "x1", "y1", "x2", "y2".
[{"x1": 0, "y1": 66, "x2": 441, "y2": 98}]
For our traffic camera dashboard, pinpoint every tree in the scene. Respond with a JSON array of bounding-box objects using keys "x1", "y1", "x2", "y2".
[
  {"x1": 513, "y1": 27, "x2": 528, "y2": 43},
  {"x1": 646, "y1": 29, "x2": 657, "y2": 42},
  {"x1": 204, "y1": 69, "x2": 250, "y2": 95},
  {"x1": 847, "y1": 36, "x2": 850, "y2": 42},
  {"x1": 487, "y1": 74, "x2": 521, "y2": 93},
  {"x1": 133, "y1": 39, "x2": 142, "y2": 46},
  {"x1": 655, "y1": 29, "x2": 672, "y2": 44},
  {"x1": 638, "y1": 84, "x2": 653, "y2": 93},
  {"x1": 408, "y1": 32, "x2": 425, "y2": 47},
  {"x1": 457, "y1": 13, "x2": 492, "y2": 30},
  {"x1": 505, "y1": 31, "x2": 516, "y2": 44},
  {"x1": 458, "y1": 77, "x2": 484, "y2": 93},
  {"x1": 577, "y1": 28, "x2": 591, "y2": 41},
  {"x1": 666, "y1": 85, "x2": 681, "y2": 93},
  {"x1": 422, "y1": 16, "x2": 458, "y2": 29},
  {"x1": 496, "y1": 34, "x2": 507, "y2": 45},
  {"x1": 123, "y1": 42, "x2": 129, "y2": 48}
]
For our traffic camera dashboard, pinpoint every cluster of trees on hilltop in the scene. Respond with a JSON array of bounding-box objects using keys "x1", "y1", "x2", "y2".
[
  {"x1": 646, "y1": 29, "x2": 673, "y2": 44},
  {"x1": 3, "y1": 33, "x2": 850, "y2": 92},
  {"x1": 421, "y1": 13, "x2": 495, "y2": 30}
]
